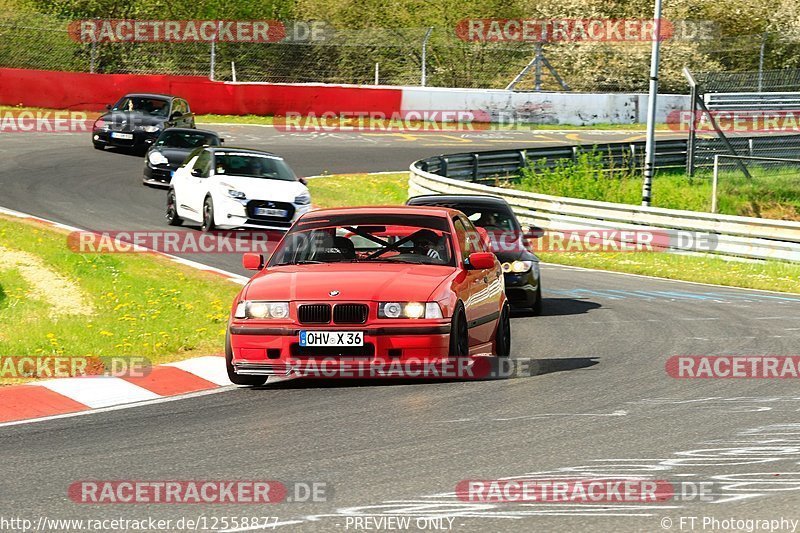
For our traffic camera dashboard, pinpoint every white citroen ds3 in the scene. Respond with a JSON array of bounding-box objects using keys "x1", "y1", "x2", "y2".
[{"x1": 167, "y1": 147, "x2": 311, "y2": 232}]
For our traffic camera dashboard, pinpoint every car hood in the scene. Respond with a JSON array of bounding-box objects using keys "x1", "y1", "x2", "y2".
[
  {"x1": 153, "y1": 147, "x2": 194, "y2": 168},
  {"x1": 215, "y1": 175, "x2": 307, "y2": 203},
  {"x1": 244, "y1": 263, "x2": 456, "y2": 302}
]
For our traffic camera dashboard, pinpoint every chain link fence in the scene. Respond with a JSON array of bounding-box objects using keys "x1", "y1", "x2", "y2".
[{"x1": 2, "y1": 16, "x2": 800, "y2": 92}]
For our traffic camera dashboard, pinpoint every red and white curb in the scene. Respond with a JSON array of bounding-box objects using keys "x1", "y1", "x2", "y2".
[
  {"x1": 0, "y1": 206, "x2": 252, "y2": 426},
  {"x1": 0, "y1": 356, "x2": 234, "y2": 427}
]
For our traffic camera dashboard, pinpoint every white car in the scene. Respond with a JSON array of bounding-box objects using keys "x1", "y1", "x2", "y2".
[{"x1": 166, "y1": 147, "x2": 312, "y2": 231}]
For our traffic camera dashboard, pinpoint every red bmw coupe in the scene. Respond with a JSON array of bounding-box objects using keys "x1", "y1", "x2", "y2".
[{"x1": 226, "y1": 206, "x2": 510, "y2": 385}]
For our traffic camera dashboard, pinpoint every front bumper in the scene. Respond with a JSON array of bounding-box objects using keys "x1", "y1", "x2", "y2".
[
  {"x1": 229, "y1": 322, "x2": 452, "y2": 376},
  {"x1": 215, "y1": 202, "x2": 312, "y2": 231},
  {"x1": 503, "y1": 269, "x2": 539, "y2": 307},
  {"x1": 143, "y1": 163, "x2": 176, "y2": 187},
  {"x1": 93, "y1": 129, "x2": 159, "y2": 148}
]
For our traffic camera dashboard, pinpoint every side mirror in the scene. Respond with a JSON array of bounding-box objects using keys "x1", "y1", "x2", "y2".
[
  {"x1": 466, "y1": 252, "x2": 495, "y2": 270},
  {"x1": 190, "y1": 168, "x2": 204, "y2": 177},
  {"x1": 298, "y1": 177, "x2": 308, "y2": 185},
  {"x1": 170, "y1": 111, "x2": 182, "y2": 120},
  {"x1": 105, "y1": 104, "x2": 112, "y2": 110},
  {"x1": 522, "y1": 225, "x2": 544, "y2": 239},
  {"x1": 242, "y1": 253, "x2": 264, "y2": 270},
  {"x1": 219, "y1": 138, "x2": 225, "y2": 144}
]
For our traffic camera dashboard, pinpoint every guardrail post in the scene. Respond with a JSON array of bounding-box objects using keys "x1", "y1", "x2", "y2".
[
  {"x1": 630, "y1": 144, "x2": 637, "y2": 172},
  {"x1": 519, "y1": 150, "x2": 527, "y2": 170},
  {"x1": 472, "y1": 154, "x2": 480, "y2": 182},
  {"x1": 440, "y1": 156, "x2": 448, "y2": 177}
]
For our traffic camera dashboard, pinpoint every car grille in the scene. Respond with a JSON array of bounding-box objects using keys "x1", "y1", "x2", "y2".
[
  {"x1": 298, "y1": 304, "x2": 331, "y2": 324},
  {"x1": 333, "y1": 304, "x2": 368, "y2": 324},
  {"x1": 246, "y1": 200, "x2": 295, "y2": 222}
]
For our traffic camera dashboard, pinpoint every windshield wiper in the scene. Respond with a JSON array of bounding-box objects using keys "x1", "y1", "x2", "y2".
[{"x1": 273, "y1": 260, "x2": 324, "y2": 266}]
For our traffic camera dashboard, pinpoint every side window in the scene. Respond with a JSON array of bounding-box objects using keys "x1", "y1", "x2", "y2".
[
  {"x1": 459, "y1": 216, "x2": 484, "y2": 254},
  {"x1": 452, "y1": 218, "x2": 468, "y2": 258},
  {"x1": 192, "y1": 151, "x2": 212, "y2": 177}
]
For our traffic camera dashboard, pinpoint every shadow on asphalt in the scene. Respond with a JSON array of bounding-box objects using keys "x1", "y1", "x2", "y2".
[
  {"x1": 512, "y1": 298, "x2": 601, "y2": 318},
  {"x1": 245, "y1": 356, "x2": 599, "y2": 390}
]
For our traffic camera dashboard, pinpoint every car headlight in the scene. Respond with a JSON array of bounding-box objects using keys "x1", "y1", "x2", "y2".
[
  {"x1": 226, "y1": 189, "x2": 246, "y2": 200},
  {"x1": 148, "y1": 151, "x2": 169, "y2": 166},
  {"x1": 141, "y1": 125, "x2": 161, "y2": 133},
  {"x1": 502, "y1": 260, "x2": 534, "y2": 273},
  {"x1": 234, "y1": 301, "x2": 290, "y2": 319},
  {"x1": 378, "y1": 302, "x2": 443, "y2": 319},
  {"x1": 294, "y1": 191, "x2": 311, "y2": 206}
]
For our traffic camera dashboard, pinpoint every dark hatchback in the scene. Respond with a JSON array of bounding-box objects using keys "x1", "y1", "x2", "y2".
[
  {"x1": 143, "y1": 128, "x2": 222, "y2": 187},
  {"x1": 92, "y1": 94, "x2": 195, "y2": 153},
  {"x1": 407, "y1": 194, "x2": 544, "y2": 313}
]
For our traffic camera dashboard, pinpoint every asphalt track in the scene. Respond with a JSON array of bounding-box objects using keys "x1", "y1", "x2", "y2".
[{"x1": 1, "y1": 126, "x2": 800, "y2": 532}]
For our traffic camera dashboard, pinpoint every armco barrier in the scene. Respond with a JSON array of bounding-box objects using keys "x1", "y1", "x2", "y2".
[
  {"x1": 0, "y1": 68, "x2": 402, "y2": 115},
  {"x1": 410, "y1": 146, "x2": 800, "y2": 263}
]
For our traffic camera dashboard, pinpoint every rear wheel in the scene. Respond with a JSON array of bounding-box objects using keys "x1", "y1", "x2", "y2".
[
  {"x1": 166, "y1": 190, "x2": 182, "y2": 226},
  {"x1": 448, "y1": 304, "x2": 469, "y2": 357},
  {"x1": 495, "y1": 304, "x2": 511, "y2": 357},
  {"x1": 93, "y1": 142, "x2": 104, "y2": 150},
  {"x1": 201, "y1": 196, "x2": 215, "y2": 232},
  {"x1": 225, "y1": 331, "x2": 267, "y2": 386}
]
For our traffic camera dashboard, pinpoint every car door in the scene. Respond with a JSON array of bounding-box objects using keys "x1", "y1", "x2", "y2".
[
  {"x1": 185, "y1": 150, "x2": 213, "y2": 218},
  {"x1": 178, "y1": 99, "x2": 195, "y2": 128},
  {"x1": 451, "y1": 217, "x2": 483, "y2": 347},
  {"x1": 460, "y1": 215, "x2": 502, "y2": 345}
]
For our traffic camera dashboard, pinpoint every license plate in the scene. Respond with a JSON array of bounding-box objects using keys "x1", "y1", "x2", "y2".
[
  {"x1": 111, "y1": 132, "x2": 133, "y2": 140},
  {"x1": 254, "y1": 207, "x2": 288, "y2": 217},
  {"x1": 300, "y1": 331, "x2": 364, "y2": 347}
]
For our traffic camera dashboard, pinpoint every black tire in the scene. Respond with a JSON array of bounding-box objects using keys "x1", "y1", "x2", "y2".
[
  {"x1": 448, "y1": 304, "x2": 469, "y2": 357},
  {"x1": 93, "y1": 142, "x2": 104, "y2": 150},
  {"x1": 166, "y1": 190, "x2": 182, "y2": 226},
  {"x1": 495, "y1": 304, "x2": 511, "y2": 357},
  {"x1": 225, "y1": 330, "x2": 267, "y2": 386},
  {"x1": 201, "y1": 196, "x2": 215, "y2": 232},
  {"x1": 531, "y1": 281, "x2": 543, "y2": 316}
]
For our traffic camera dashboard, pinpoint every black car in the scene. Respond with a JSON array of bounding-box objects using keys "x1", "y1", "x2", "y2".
[
  {"x1": 407, "y1": 194, "x2": 544, "y2": 313},
  {"x1": 92, "y1": 94, "x2": 195, "y2": 153},
  {"x1": 143, "y1": 128, "x2": 223, "y2": 187}
]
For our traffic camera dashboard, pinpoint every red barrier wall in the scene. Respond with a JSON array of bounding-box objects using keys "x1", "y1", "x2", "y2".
[{"x1": 0, "y1": 68, "x2": 403, "y2": 115}]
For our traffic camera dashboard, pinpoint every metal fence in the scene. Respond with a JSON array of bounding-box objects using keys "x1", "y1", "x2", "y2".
[{"x1": 2, "y1": 16, "x2": 799, "y2": 92}]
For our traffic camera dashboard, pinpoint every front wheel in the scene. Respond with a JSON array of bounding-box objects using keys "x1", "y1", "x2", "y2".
[
  {"x1": 166, "y1": 190, "x2": 182, "y2": 226},
  {"x1": 93, "y1": 142, "x2": 104, "y2": 150},
  {"x1": 225, "y1": 331, "x2": 267, "y2": 386},
  {"x1": 494, "y1": 304, "x2": 511, "y2": 357},
  {"x1": 201, "y1": 196, "x2": 215, "y2": 232},
  {"x1": 448, "y1": 304, "x2": 469, "y2": 357},
  {"x1": 530, "y1": 281, "x2": 543, "y2": 316}
]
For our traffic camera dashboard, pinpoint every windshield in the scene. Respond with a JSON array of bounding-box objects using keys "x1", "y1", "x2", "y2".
[
  {"x1": 462, "y1": 206, "x2": 519, "y2": 232},
  {"x1": 269, "y1": 214, "x2": 455, "y2": 267},
  {"x1": 113, "y1": 97, "x2": 170, "y2": 117},
  {"x1": 157, "y1": 131, "x2": 219, "y2": 149},
  {"x1": 214, "y1": 153, "x2": 297, "y2": 181}
]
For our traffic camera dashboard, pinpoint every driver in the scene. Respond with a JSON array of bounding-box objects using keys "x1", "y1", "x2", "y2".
[{"x1": 410, "y1": 229, "x2": 445, "y2": 262}]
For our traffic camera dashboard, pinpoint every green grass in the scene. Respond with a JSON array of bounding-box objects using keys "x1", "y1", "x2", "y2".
[
  {"x1": 0, "y1": 215, "x2": 240, "y2": 384},
  {"x1": 307, "y1": 173, "x2": 409, "y2": 208},
  {"x1": 513, "y1": 151, "x2": 800, "y2": 220}
]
